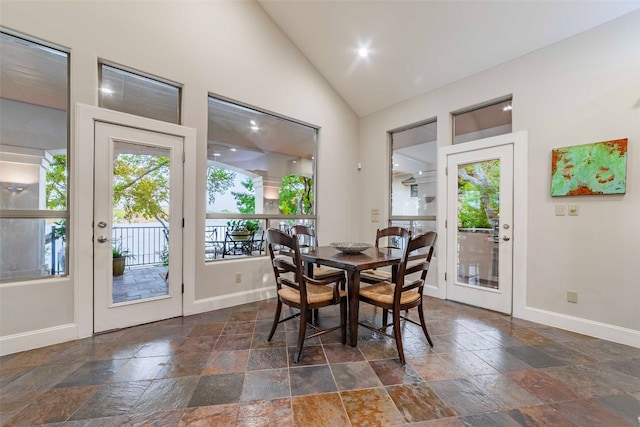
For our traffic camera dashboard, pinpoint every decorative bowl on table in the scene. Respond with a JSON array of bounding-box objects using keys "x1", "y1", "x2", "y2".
[{"x1": 330, "y1": 242, "x2": 373, "y2": 254}]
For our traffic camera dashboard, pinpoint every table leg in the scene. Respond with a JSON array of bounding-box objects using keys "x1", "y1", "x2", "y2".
[{"x1": 348, "y1": 270, "x2": 360, "y2": 346}]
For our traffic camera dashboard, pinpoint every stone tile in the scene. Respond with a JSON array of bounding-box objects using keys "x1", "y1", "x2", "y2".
[
  {"x1": 473, "y1": 348, "x2": 534, "y2": 372},
  {"x1": 467, "y1": 373, "x2": 542, "y2": 409},
  {"x1": 69, "y1": 380, "x2": 150, "y2": 420},
  {"x1": 504, "y1": 345, "x2": 564, "y2": 368},
  {"x1": 506, "y1": 369, "x2": 581, "y2": 403},
  {"x1": 134, "y1": 376, "x2": 200, "y2": 413},
  {"x1": 439, "y1": 350, "x2": 499, "y2": 376},
  {"x1": 604, "y1": 358, "x2": 640, "y2": 378},
  {"x1": 179, "y1": 404, "x2": 239, "y2": 426},
  {"x1": 331, "y1": 361, "x2": 383, "y2": 390},
  {"x1": 155, "y1": 352, "x2": 209, "y2": 379},
  {"x1": 3, "y1": 385, "x2": 98, "y2": 426},
  {"x1": 369, "y1": 358, "x2": 423, "y2": 386},
  {"x1": 120, "y1": 409, "x2": 184, "y2": 426},
  {"x1": 237, "y1": 398, "x2": 293, "y2": 427},
  {"x1": 222, "y1": 321, "x2": 256, "y2": 335},
  {"x1": 453, "y1": 332, "x2": 502, "y2": 351},
  {"x1": 508, "y1": 404, "x2": 575, "y2": 426},
  {"x1": 251, "y1": 330, "x2": 287, "y2": 349},
  {"x1": 187, "y1": 373, "x2": 245, "y2": 407},
  {"x1": 551, "y1": 398, "x2": 631, "y2": 426},
  {"x1": 240, "y1": 369, "x2": 289, "y2": 401},
  {"x1": 288, "y1": 344, "x2": 326, "y2": 366},
  {"x1": 592, "y1": 393, "x2": 640, "y2": 425},
  {"x1": 3, "y1": 362, "x2": 83, "y2": 392},
  {"x1": 341, "y1": 387, "x2": 405, "y2": 426},
  {"x1": 531, "y1": 342, "x2": 597, "y2": 365},
  {"x1": 214, "y1": 334, "x2": 253, "y2": 351},
  {"x1": 110, "y1": 356, "x2": 169, "y2": 382},
  {"x1": 55, "y1": 360, "x2": 128, "y2": 388},
  {"x1": 543, "y1": 363, "x2": 640, "y2": 398},
  {"x1": 134, "y1": 338, "x2": 183, "y2": 357},
  {"x1": 358, "y1": 337, "x2": 403, "y2": 361},
  {"x1": 428, "y1": 378, "x2": 499, "y2": 416},
  {"x1": 187, "y1": 322, "x2": 225, "y2": 337},
  {"x1": 289, "y1": 365, "x2": 337, "y2": 396},
  {"x1": 247, "y1": 348, "x2": 289, "y2": 371},
  {"x1": 292, "y1": 393, "x2": 350, "y2": 427},
  {"x1": 323, "y1": 343, "x2": 366, "y2": 363},
  {"x1": 176, "y1": 336, "x2": 218, "y2": 354},
  {"x1": 202, "y1": 350, "x2": 249, "y2": 375},
  {"x1": 406, "y1": 354, "x2": 466, "y2": 381},
  {"x1": 386, "y1": 382, "x2": 455, "y2": 423},
  {"x1": 459, "y1": 411, "x2": 521, "y2": 426},
  {"x1": 569, "y1": 339, "x2": 640, "y2": 362}
]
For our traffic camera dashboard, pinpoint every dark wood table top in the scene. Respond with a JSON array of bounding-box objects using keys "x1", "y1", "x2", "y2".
[{"x1": 300, "y1": 246, "x2": 404, "y2": 271}]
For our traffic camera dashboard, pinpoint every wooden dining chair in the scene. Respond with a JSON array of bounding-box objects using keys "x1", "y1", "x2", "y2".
[
  {"x1": 358, "y1": 231, "x2": 437, "y2": 364},
  {"x1": 266, "y1": 228, "x2": 347, "y2": 363},
  {"x1": 290, "y1": 225, "x2": 345, "y2": 281},
  {"x1": 361, "y1": 226, "x2": 411, "y2": 284}
]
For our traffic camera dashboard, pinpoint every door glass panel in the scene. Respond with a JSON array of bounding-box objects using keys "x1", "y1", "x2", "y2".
[
  {"x1": 456, "y1": 159, "x2": 500, "y2": 289},
  {"x1": 112, "y1": 141, "x2": 170, "y2": 303}
]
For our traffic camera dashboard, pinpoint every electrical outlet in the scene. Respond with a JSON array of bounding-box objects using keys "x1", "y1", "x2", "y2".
[
  {"x1": 568, "y1": 204, "x2": 579, "y2": 216},
  {"x1": 555, "y1": 204, "x2": 566, "y2": 216},
  {"x1": 567, "y1": 290, "x2": 578, "y2": 303},
  {"x1": 371, "y1": 214, "x2": 379, "y2": 222},
  {"x1": 235, "y1": 272, "x2": 242, "y2": 283}
]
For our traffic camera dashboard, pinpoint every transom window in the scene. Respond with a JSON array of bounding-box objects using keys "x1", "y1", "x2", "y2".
[
  {"x1": 99, "y1": 63, "x2": 181, "y2": 124},
  {"x1": 453, "y1": 97, "x2": 512, "y2": 144}
]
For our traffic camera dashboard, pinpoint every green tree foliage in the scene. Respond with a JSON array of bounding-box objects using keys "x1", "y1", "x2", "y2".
[
  {"x1": 207, "y1": 166, "x2": 236, "y2": 205},
  {"x1": 113, "y1": 154, "x2": 170, "y2": 227},
  {"x1": 231, "y1": 178, "x2": 255, "y2": 214},
  {"x1": 279, "y1": 175, "x2": 313, "y2": 215},
  {"x1": 457, "y1": 160, "x2": 499, "y2": 228},
  {"x1": 45, "y1": 154, "x2": 67, "y2": 210}
]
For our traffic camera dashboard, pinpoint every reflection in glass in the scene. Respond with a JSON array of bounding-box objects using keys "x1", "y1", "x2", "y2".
[
  {"x1": 111, "y1": 142, "x2": 170, "y2": 303},
  {"x1": 456, "y1": 159, "x2": 500, "y2": 289}
]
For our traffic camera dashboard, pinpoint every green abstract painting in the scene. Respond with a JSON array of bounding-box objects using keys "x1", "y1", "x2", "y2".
[{"x1": 551, "y1": 139, "x2": 627, "y2": 196}]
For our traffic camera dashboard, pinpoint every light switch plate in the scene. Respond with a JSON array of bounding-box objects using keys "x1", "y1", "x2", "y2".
[
  {"x1": 555, "y1": 204, "x2": 566, "y2": 216},
  {"x1": 567, "y1": 290, "x2": 578, "y2": 303},
  {"x1": 568, "y1": 204, "x2": 579, "y2": 216}
]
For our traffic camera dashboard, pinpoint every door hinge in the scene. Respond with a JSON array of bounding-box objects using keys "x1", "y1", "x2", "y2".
[
  {"x1": 182, "y1": 218, "x2": 185, "y2": 228},
  {"x1": 182, "y1": 283, "x2": 184, "y2": 294},
  {"x1": 444, "y1": 272, "x2": 447, "y2": 281},
  {"x1": 182, "y1": 152, "x2": 185, "y2": 163},
  {"x1": 445, "y1": 167, "x2": 448, "y2": 176},
  {"x1": 445, "y1": 219, "x2": 447, "y2": 228}
]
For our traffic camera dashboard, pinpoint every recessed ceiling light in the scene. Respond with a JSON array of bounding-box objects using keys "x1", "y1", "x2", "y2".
[
  {"x1": 503, "y1": 105, "x2": 512, "y2": 111},
  {"x1": 250, "y1": 120, "x2": 256, "y2": 125},
  {"x1": 230, "y1": 148, "x2": 237, "y2": 152},
  {"x1": 358, "y1": 47, "x2": 369, "y2": 58},
  {"x1": 250, "y1": 126, "x2": 260, "y2": 131},
  {"x1": 213, "y1": 153, "x2": 221, "y2": 157}
]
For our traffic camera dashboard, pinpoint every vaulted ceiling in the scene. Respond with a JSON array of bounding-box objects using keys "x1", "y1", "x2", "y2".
[{"x1": 258, "y1": 1, "x2": 640, "y2": 117}]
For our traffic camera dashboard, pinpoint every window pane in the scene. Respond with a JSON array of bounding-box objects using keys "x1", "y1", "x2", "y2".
[
  {"x1": 0, "y1": 32, "x2": 68, "y2": 212},
  {"x1": 453, "y1": 98, "x2": 512, "y2": 144},
  {"x1": 0, "y1": 218, "x2": 67, "y2": 281},
  {"x1": 100, "y1": 64, "x2": 181, "y2": 124},
  {"x1": 390, "y1": 121, "x2": 437, "y2": 218}
]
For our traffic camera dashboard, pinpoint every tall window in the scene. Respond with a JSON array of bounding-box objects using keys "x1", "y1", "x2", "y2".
[
  {"x1": 205, "y1": 96, "x2": 316, "y2": 260},
  {"x1": 0, "y1": 31, "x2": 69, "y2": 281},
  {"x1": 99, "y1": 63, "x2": 181, "y2": 124},
  {"x1": 389, "y1": 120, "x2": 437, "y2": 236},
  {"x1": 453, "y1": 97, "x2": 512, "y2": 144}
]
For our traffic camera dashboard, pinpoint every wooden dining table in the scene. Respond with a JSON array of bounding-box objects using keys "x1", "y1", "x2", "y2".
[{"x1": 300, "y1": 246, "x2": 405, "y2": 346}]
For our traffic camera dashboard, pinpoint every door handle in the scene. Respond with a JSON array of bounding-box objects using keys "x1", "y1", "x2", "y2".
[
  {"x1": 502, "y1": 236, "x2": 511, "y2": 241},
  {"x1": 97, "y1": 235, "x2": 109, "y2": 243}
]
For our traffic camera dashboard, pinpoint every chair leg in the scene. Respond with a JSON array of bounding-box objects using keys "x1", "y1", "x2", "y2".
[
  {"x1": 340, "y1": 298, "x2": 347, "y2": 345},
  {"x1": 294, "y1": 308, "x2": 308, "y2": 364},
  {"x1": 417, "y1": 302, "x2": 433, "y2": 347},
  {"x1": 382, "y1": 309, "x2": 388, "y2": 327},
  {"x1": 392, "y1": 309, "x2": 406, "y2": 365},
  {"x1": 268, "y1": 299, "x2": 282, "y2": 341}
]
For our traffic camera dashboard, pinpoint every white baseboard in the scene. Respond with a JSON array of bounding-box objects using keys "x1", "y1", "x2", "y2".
[
  {"x1": 0, "y1": 323, "x2": 80, "y2": 356},
  {"x1": 186, "y1": 286, "x2": 277, "y2": 316},
  {"x1": 516, "y1": 305, "x2": 640, "y2": 348}
]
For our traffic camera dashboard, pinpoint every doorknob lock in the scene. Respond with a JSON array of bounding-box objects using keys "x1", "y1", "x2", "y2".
[
  {"x1": 97, "y1": 235, "x2": 109, "y2": 243},
  {"x1": 502, "y1": 236, "x2": 511, "y2": 241}
]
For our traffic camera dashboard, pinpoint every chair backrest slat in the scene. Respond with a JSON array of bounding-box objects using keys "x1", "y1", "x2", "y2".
[{"x1": 395, "y1": 231, "x2": 437, "y2": 297}]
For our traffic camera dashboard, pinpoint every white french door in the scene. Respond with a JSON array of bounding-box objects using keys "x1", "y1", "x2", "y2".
[
  {"x1": 93, "y1": 121, "x2": 183, "y2": 332},
  {"x1": 445, "y1": 143, "x2": 514, "y2": 314}
]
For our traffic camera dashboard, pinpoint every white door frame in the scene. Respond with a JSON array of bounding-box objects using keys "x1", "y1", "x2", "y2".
[
  {"x1": 435, "y1": 131, "x2": 528, "y2": 316},
  {"x1": 75, "y1": 104, "x2": 197, "y2": 337}
]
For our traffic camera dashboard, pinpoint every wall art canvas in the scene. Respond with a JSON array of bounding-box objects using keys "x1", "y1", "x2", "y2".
[{"x1": 551, "y1": 138, "x2": 628, "y2": 196}]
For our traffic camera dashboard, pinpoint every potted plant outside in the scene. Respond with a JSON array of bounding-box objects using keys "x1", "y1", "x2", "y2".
[
  {"x1": 112, "y1": 244, "x2": 132, "y2": 276},
  {"x1": 227, "y1": 220, "x2": 252, "y2": 241}
]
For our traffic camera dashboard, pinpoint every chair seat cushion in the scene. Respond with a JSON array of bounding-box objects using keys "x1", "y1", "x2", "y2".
[
  {"x1": 359, "y1": 282, "x2": 420, "y2": 305},
  {"x1": 360, "y1": 269, "x2": 392, "y2": 282},
  {"x1": 313, "y1": 266, "x2": 344, "y2": 279},
  {"x1": 279, "y1": 284, "x2": 346, "y2": 304}
]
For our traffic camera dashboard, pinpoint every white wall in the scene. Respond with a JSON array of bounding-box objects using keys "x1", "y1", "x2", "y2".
[
  {"x1": 359, "y1": 11, "x2": 640, "y2": 345},
  {"x1": 0, "y1": 0, "x2": 358, "y2": 353}
]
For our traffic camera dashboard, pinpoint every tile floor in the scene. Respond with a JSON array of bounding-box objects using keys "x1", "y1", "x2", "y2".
[{"x1": 1, "y1": 297, "x2": 639, "y2": 426}]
